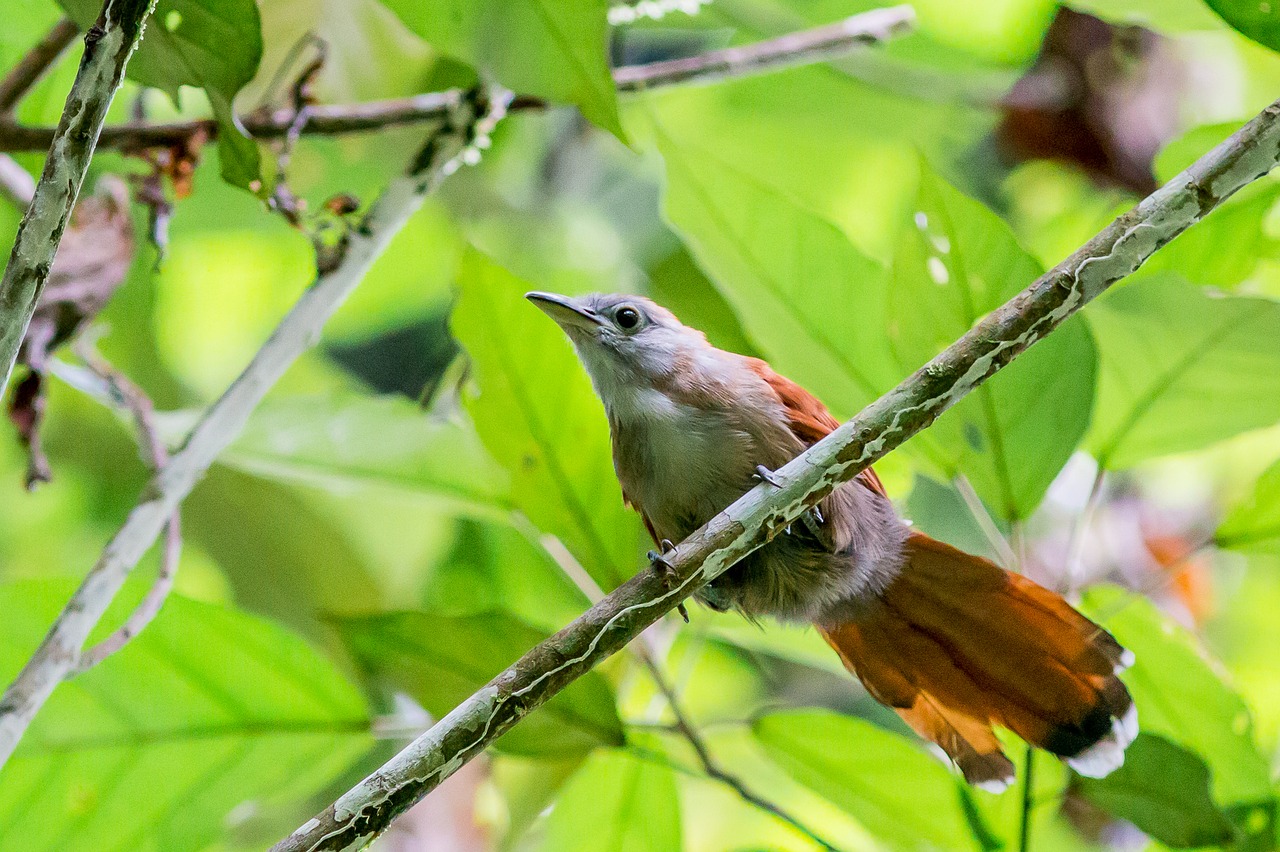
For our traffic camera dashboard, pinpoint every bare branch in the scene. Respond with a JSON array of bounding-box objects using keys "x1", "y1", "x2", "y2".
[
  {"x1": 66, "y1": 345, "x2": 181, "y2": 674},
  {"x1": 0, "y1": 17, "x2": 79, "y2": 114},
  {"x1": 0, "y1": 7, "x2": 916, "y2": 154},
  {"x1": 274, "y1": 96, "x2": 1280, "y2": 852},
  {"x1": 613, "y1": 6, "x2": 915, "y2": 91},
  {"x1": 0, "y1": 0, "x2": 157, "y2": 400},
  {"x1": 0, "y1": 86, "x2": 505, "y2": 769}
]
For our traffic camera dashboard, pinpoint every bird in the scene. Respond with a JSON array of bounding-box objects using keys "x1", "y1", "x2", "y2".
[{"x1": 526, "y1": 290, "x2": 1136, "y2": 791}]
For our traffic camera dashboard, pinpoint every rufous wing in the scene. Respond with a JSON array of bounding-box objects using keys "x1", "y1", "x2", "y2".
[{"x1": 744, "y1": 357, "x2": 887, "y2": 497}]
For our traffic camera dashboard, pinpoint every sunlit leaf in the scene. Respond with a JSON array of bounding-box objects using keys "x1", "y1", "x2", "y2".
[
  {"x1": 1086, "y1": 276, "x2": 1280, "y2": 468},
  {"x1": 889, "y1": 167, "x2": 1096, "y2": 519},
  {"x1": 0, "y1": 580, "x2": 372, "y2": 852},
  {"x1": 58, "y1": 0, "x2": 265, "y2": 190},
  {"x1": 655, "y1": 130, "x2": 901, "y2": 417},
  {"x1": 451, "y1": 251, "x2": 650, "y2": 590},
  {"x1": 1082, "y1": 587, "x2": 1273, "y2": 807},
  {"x1": 540, "y1": 749, "x2": 682, "y2": 852},
  {"x1": 1218, "y1": 456, "x2": 1280, "y2": 554},
  {"x1": 380, "y1": 0, "x2": 623, "y2": 139},
  {"x1": 338, "y1": 610, "x2": 623, "y2": 756},
  {"x1": 1205, "y1": 0, "x2": 1280, "y2": 52},
  {"x1": 755, "y1": 710, "x2": 990, "y2": 851},
  {"x1": 218, "y1": 393, "x2": 511, "y2": 517},
  {"x1": 1075, "y1": 734, "x2": 1235, "y2": 849}
]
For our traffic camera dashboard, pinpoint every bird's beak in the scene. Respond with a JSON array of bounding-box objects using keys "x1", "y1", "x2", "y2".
[{"x1": 525, "y1": 291, "x2": 605, "y2": 333}]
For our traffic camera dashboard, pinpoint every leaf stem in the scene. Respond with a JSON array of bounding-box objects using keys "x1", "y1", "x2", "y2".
[{"x1": 1019, "y1": 745, "x2": 1035, "y2": 852}]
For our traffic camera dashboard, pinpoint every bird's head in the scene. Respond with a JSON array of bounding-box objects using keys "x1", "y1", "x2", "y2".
[{"x1": 525, "y1": 291, "x2": 710, "y2": 411}]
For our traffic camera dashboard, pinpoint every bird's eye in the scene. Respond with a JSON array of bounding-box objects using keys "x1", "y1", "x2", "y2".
[{"x1": 615, "y1": 306, "x2": 641, "y2": 330}]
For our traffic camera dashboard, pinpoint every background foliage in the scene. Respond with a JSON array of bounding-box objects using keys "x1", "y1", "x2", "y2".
[{"x1": 3, "y1": 0, "x2": 1280, "y2": 849}]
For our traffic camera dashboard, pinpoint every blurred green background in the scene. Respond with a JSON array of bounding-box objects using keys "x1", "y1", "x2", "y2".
[{"x1": 2, "y1": 0, "x2": 1280, "y2": 849}]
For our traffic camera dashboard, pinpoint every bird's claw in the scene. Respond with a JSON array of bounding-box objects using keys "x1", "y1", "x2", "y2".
[
  {"x1": 753, "y1": 464, "x2": 784, "y2": 488},
  {"x1": 648, "y1": 540, "x2": 689, "y2": 623}
]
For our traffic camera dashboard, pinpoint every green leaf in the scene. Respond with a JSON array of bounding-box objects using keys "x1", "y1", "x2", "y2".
[
  {"x1": 380, "y1": 0, "x2": 623, "y2": 140},
  {"x1": 655, "y1": 130, "x2": 900, "y2": 417},
  {"x1": 540, "y1": 749, "x2": 682, "y2": 852},
  {"x1": 1218, "y1": 457, "x2": 1280, "y2": 553},
  {"x1": 337, "y1": 610, "x2": 624, "y2": 756},
  {"x1": 0, "y1": 580, "x2": 372, "y2": 852},
  {"x1": 889, "y1": 167, "x2": 1096, "y2": 520},
  {"x1": 1086, "y1": 276, "x2": 1280, "y2": 468},
  {"x1": 218, "y1": 393, "x2": 511, "y2": 517},
  {"x1": 1205, "y1": 0, "x2": 1280, "y2": 52},
  {"x1": 421, "y1": 519, "x2": 591, "y2": 635},
  {"x1": 1062, "y1": 0, "x2": 1225, "y2": 32},
  {"x1": 1075, "y1": 734, "x2": 1235, "y2": 848},
  {"x1": 58, "y1": 0, "x2": 265, "y2": 190},
  {"x1": 755, "y1": 710, "x2": 989, "y2": 851},
  {"x1": 451, "y1": 251, "x2": 650, "y2": 590},
  {"x1": 1081, "y1": 587, "x2": 1273, "y2": 807}
]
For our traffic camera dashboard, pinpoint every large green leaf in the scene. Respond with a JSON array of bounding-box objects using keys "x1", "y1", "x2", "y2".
[
  {"x1": 754, "y1": 710, "x2": 990, "y2": 851},
  {"x1": 889, "y1": 168, "x2": 1095, "y2": 520},
  {"x1": 451, "y1": 251, "x2": 650, "y2": 590},
  {"x1": 58, "y1": 0, "x2": 265, "y2": 190},
  {"x1": 1075, "y1": 734, "x2": 1235, "y2": 849},
  {"x1": 1082, "y1": 588, "x2": 1273, "y2": 811},
  {"x1": 380, "y1": 0, "x2": 623, "y2": 139},
  {"x1": 0, "y1": 580, "x2": 372, "y2": 852},
  {"x1": 218, "y1": 393, "x2": 511, "y2": 517},
  {"x1": 1217, "y1": 457, "x2": 1280, "y2": 554},
  {"x1": 656, "y1": 130, "x2": 900, "y2": 418},
  {"x1": 1205, "y1": 0, "x2": 1280, "y2": 52},
  {"x1": 540, "y1": 749, "x2": 682, "y2": 852},
  {"x1": 338, "y1": 610, "x2": 623, "y2": 757},
  {"x1": 1086, "y1": 276, "x2": 1280, "y2": 468},
  {"x1": 421, "y1": 519, "x2": 590, "y2": 635}
]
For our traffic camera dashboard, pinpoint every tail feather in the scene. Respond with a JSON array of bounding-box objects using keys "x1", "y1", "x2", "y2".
[{"x1": 820, "y1": 532, "x2": 1136, "y2": 786}]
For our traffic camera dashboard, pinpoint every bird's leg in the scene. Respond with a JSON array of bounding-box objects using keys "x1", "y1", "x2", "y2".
[
  {"x1": 647, "y1": 539, "x2": 689, "y2": 623},
  {"x1": 753, "y1": 463, "x2": 824, "y2": 536}
]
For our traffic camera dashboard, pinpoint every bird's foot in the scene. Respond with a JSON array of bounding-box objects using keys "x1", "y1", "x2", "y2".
[
  {"x1": 753, "y1": 464, "x2": 823, "y2": 536},
  {"x1": 647, "y1": 539, "x2": 689, "y2": 623},
  {"x1": 753, "y1": 464, "x2": 783, "y2": 488}
]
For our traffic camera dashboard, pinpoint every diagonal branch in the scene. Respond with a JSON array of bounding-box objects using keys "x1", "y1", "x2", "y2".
[
  {"x1": 273, "y1": 96, "x2": 1280, "y2": 852},
  {"x1": 0, "y1": 6, "x2": 916, "y2": 154},
  {"x1": 0, "y1": 86, "x2": 503, "y2": 770},
  {"x1": 0, "y1": 0, "x2": 156, "y2": 399},
  {"x1": 0, "y1": 17, "x2": 80, "y2": 114}
]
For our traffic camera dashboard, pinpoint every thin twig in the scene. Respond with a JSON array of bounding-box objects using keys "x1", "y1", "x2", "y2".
[
  {"x1": 68, "y1": 344, "x2": 181, "y2": 674},
  {"x1": 0, "y1": 6, "x2": 917, "y2": 154},
  {"x1": 613, "y1": 6, "x2": 914, "y2": 91},
  {"x1": 636, "y1": 651, "x2": 842, "y2": 851},
  {"x1": 0, "y1": 17, "x2": 79, "y2": 114},
  {"x1": 274, "y1": 97, "x2": 1280, "y2": 852},
  {"x1": 533, "y1": 524, "x2": 842, "y2": 851},
  {"x1": 0, "y1": 0, "x2": 158, "y2": 400},
  {"x1": 954, "y1": 474, "x2": 1017, "y2": 568},
  {"x1": 0, "y1": 86, "x2": 504, "y2": 770}
]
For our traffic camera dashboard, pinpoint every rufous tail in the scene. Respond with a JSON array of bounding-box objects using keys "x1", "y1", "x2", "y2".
[{"x1": 819, "y1": 532, "x2": 1136, "y2": 791}]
